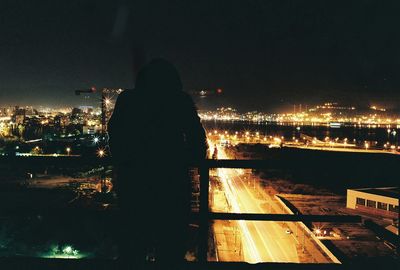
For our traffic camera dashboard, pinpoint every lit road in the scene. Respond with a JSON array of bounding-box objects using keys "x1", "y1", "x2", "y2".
[
  {"x1": 213, "y1": 145, "x2": 299, "y2": 263},
  {"x1": 284, "y1": 144, "x2": 399, "y2": 154},
  {"x1": 208, "y1": 132, "x2": 399, "y2": 155}
]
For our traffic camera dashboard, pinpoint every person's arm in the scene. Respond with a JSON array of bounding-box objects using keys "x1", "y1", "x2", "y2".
[{"x1": 107, "y1": 90, "x2": 129, "y2": 164}]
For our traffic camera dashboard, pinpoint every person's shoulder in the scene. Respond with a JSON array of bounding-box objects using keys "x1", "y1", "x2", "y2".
[
  {"x1": 116, "y1": 89, "x2": 142, "y2": 102},
  {"x1": 118, "y1": 89, "x2": 136, "y2": 98}
]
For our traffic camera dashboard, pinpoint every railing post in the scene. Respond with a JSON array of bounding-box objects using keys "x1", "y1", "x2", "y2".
[{"x1": 199, "y1": 163, "x2": 210, "y2": 263}]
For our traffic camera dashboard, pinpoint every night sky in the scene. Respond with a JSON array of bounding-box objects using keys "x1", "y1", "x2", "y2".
[{"x1": 1, "y1": 1, "x2": 399, "y2": 111}]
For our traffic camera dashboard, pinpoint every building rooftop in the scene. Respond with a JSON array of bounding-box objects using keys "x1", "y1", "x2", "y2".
[{"x1": 350, "y1": 187, "x2": 399, "y2": 200}]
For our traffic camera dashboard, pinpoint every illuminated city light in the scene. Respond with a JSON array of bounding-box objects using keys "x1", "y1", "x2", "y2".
[
  {"x1": 97, "y1": 148, "x2": 106, "y2": 158},
  {"x1": 93, "y1": 137, "x2": 100, "y2": 144},
  {"x1": 63, "y1": 246, "x2": 73, "y2": 254},
  {"x1": 199, "y1": 105, "x2": 400, "y2": 125},
  {"x1": 40, "y1": 244, "x2": 86, "y2": 259}
]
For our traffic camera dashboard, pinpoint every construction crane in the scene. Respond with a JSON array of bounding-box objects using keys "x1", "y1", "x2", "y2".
[
  {"x1": 75, "y1": 87, "x2": 124, "y2": 134},
  {"x1": 74, "y1": 86, "x2": 97, "y2": 96}
]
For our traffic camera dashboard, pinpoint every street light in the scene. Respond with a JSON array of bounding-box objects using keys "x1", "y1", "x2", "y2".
[
  {"x1": 105, "y1": 98, "x2": 112, "y2": 106},
  {"x1": 93, "y1": 137, "x2": 99, "y2": 144},
  {"x1": 66, "y1": 147, "x2": 71, "y2": 155},
  {"x1": 97, "y1": 148, "x2": 106, "y2": 158}
]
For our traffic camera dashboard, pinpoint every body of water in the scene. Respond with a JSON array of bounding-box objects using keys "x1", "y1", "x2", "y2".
[
  {"x1": 202, "y1": 120, "x2": 399, "y2": 193},
  {"x1": 202, "y1": 120, "x2": 400, "y2": 148}
]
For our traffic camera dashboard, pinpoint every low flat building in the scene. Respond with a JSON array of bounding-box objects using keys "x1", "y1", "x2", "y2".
[{"x1": 347, "y1": 187, "x2": 399, "y2": 219}]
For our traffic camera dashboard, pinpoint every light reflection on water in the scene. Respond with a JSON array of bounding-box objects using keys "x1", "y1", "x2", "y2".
[{"x1": 202, "y1": 121, "x2": 399, "y2": 147}]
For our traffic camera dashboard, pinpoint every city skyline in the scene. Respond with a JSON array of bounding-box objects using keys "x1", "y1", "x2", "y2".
[{"x1": 0, "y1": 2, "x2": 399, "y2": 268}]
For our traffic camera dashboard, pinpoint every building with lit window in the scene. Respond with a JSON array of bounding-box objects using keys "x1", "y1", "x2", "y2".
[{"x1": 347, "y1": 187, "x2": 399, "y2": 219}]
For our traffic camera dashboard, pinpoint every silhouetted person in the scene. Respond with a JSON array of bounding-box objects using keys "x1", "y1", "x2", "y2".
[{"x1": 108, "y1": 58, "x2": 207, "y2": 269}]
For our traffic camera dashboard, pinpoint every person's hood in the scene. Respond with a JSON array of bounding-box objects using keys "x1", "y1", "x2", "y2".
[{"x1": 135, "y1": 58, "x2": 183, "y2": 93}]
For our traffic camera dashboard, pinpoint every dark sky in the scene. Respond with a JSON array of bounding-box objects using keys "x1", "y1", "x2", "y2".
[{"x1": 1, "y1": 1, "x2": 399, "y2": 111}]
